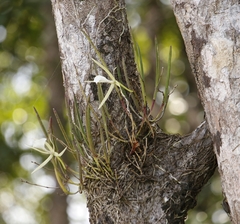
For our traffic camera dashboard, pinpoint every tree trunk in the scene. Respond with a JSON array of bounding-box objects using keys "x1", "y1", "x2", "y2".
[
  {"x1": 170, "y1": 0, "x2": 240, "y2": 222},
  {"x1": 50, "y1": 0, "x2": 217, "y2": 223}
]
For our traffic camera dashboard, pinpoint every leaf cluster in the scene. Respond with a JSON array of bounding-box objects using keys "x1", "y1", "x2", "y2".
[{"x1": 32, "y1": 34, "x2": 174, "y2": 194}]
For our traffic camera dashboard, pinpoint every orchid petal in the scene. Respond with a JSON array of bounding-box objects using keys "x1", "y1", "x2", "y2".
[
  {"x1": 31, "y1": 146, "x2": 50, "y2": 155},
  {"x1": 98, "y1": 83, "x2": 115, "y2": 109},
  {"x1": 54, "y1": 147, "x2": 67, "y2": 157},
  {"x1": 31, "y1": 154, "x2": 53, "y2": 174},
  {"x1": 44, "y1": 141, "x2": 55, "y2": 153},
  {"x1": 92, "y1": 58, "x2": 115, "y2": 81},
  {"x1": 32, "y1": 138, "x2": 47, "y2": 150},
  {"x1": 93, "y1": 75, "x2": 113, "y2": 83}
]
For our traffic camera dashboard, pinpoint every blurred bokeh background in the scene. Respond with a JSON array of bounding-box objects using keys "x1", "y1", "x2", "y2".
[{"x1": 0, "y1": 0, "x2": 230, "y2": 223}]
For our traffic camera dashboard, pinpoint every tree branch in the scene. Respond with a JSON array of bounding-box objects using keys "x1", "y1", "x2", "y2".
[{"x1": 170, "y1": 0, "x2": 240, "y2": 222}]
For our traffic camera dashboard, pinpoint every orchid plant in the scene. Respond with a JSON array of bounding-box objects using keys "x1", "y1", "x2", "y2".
[
  {"x1": 28, "y1": 33, "x2": 173, "y2": 195},
  {"x1": 31, "y1": 137, "x2": 67, "y2": 174},
  {"x1": 86, "y1": 58, "x2": 133, "y2": 109}
]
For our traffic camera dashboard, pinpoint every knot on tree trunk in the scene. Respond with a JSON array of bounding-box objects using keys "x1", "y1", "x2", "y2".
[{"x1": 85, "y1": 121, "x2": 216, "y2": 223}]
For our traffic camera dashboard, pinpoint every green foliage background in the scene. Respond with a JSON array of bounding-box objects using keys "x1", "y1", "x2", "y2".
[{"x1": 0, "y1": 0, "x2": 230, "y2": 223}]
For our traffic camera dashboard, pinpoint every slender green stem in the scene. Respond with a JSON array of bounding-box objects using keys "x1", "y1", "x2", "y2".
[
  {"x1": 85, "y1": 102, "x2": 97, "y2": 157},
  {"x1": 164, "y1": 46, "x2": 172, "y2": 104},
  {"x1": 153, "y1": 38, "x2": 162, "y2": 103},
  {"x1": 135, "y1": 43, "x2": 147, "y2": 108},
  {"x1": 53, "y1": 108, "x2": 72, "y2": 149},
  {"x1": 33, "y1": 107, "x2": 48, "y2": 138},
  {"x1": 122, "y1": 58, "x2": 140, "y2": 110}
]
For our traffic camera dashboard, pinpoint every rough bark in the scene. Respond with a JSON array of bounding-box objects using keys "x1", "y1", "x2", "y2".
[
  {"x1": 50, "y1": 0, "x2": 217, "y2": 223},
  {"x1": 86, "y1": 121, "x2": 216, "y2": 224},
  {"x1": 170, "y1": 0, "x2": 240, "y2": 222}
]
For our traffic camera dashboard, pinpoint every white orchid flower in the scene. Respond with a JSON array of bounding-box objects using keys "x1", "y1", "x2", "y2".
[
  {"x1": 86, "y1": 59, "x2": 133, "y2": 109},
  {"x1": 92, "y1": 75, "x2": 113, "y2": 84},
  {"x1": 86, "y1": 75, "x2": 115, "y2": 109},
  {"x1": 31, "y1": 138, "x2": 67, "y2": 174}
]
